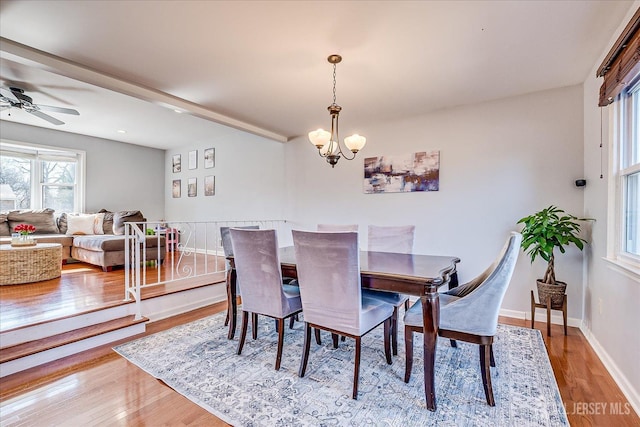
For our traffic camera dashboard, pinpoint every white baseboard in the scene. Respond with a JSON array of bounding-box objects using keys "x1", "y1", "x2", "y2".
[{"x1": 579, "y1": 323, "x2": 640, "y2": 418}]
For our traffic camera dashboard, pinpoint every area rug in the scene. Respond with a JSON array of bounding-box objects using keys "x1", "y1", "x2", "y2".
[{"x1": 114, "y1": 311, "x2": 568, "y2": 426}]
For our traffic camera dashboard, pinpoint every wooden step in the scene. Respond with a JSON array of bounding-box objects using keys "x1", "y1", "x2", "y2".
[{"x1": 0, "y1": 315, "x2": 147, "y2": 364}]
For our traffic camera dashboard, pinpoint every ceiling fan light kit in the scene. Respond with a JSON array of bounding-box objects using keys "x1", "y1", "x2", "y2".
[
  {"x1": 0, "y1": 86, "x2": 79, "y2": 125},
  {"x1": 308, "y1": 54, "x2": 366, "y2": 168}
]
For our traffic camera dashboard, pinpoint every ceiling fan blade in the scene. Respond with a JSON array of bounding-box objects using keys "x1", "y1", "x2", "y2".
[
  {"x1": 28, "y1": 109, "x2": 65, "y2": 125},
  {"x1": 37, "y1": 104, "x2": 80, "y2": 115},
  {"x1": 0, "y1": 87, "x2": 20, "y2": 103}
]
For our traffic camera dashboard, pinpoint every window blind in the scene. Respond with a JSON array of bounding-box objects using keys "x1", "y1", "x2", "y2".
[{"x1": 597, "y1": 7, "x2": 640, "y2": 106}]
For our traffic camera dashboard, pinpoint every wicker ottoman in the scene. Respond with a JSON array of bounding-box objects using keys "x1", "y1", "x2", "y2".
[{"x1": 0, "y1": 243, "x2": 62, "y2": 285}]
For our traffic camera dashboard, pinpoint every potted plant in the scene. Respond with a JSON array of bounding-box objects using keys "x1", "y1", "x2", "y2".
[{"x1": 517, "y1": 205, "x2": 587, "y2": 308}]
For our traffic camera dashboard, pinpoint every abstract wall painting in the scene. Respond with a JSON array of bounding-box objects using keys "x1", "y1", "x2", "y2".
[{"x1": 364, "y1": 151, "x2": 440, "y2": 194}]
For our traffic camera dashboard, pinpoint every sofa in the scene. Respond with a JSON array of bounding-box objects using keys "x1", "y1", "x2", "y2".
[{"x1": 0, "y1": 208, "x2": 165, "y2": 272}]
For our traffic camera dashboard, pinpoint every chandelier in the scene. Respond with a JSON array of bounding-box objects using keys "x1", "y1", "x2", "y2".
[{"x1": 308, "y1": 54, "x2": 366, "y2": 168}]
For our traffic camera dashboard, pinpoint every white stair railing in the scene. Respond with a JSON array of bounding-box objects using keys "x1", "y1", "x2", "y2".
[{"x1": 124, "y1": 220, "x2": 290, "y2": 320}]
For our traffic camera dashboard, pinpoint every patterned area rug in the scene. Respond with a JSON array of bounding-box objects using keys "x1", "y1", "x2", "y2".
[{"x1": 114, "y1": 311, "x2": 568, "y2": 426}]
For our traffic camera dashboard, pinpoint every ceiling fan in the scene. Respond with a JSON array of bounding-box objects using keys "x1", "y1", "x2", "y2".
[{"x1": 0, "y1": 86, "x2": 79, "y2": 125}]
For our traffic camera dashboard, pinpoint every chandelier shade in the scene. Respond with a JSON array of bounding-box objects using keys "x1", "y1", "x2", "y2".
[{"x1": 308, "y1": 54, "x2": 366, "y2": 168}]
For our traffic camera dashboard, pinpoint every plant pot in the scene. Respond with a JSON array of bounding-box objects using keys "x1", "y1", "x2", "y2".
[{"x1": 536, "y1": 280, "x2": 567, "y2": 309}]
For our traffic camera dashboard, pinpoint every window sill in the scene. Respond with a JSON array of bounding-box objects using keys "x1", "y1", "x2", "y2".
[{"x1": 602, "y1": 257, "x2": 640, "y2": 282}]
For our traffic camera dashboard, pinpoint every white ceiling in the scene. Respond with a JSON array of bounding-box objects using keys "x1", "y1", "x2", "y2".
[{"x1": 0, "y1": 0, "x2": 635, "y2": 150}]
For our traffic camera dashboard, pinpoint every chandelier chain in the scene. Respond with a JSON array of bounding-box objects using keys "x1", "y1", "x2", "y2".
[{"x1": 332, "y1": 63, "x2": 337, "y2": 106}]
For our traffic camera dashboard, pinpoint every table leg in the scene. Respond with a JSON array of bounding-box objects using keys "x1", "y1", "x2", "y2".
[
  {"x1": 421, "y1": 290, "x2": 440, "y2": 411},
  {"x1": 227, "y1": 269, "x2": 238, "y2": 339}
]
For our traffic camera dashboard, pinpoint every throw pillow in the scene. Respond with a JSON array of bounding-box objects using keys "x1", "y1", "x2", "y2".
[
  {"x1": 112, "y1": 210, "x2": 145, "y2": 235},
  {"x1": 7, "y1": 208, "x2": 59, "y2": 234},
  {"x1": 0, "y1": 213, "x2": 10, "y2": 236},
  {"x1": 99, "y1": 209, "x2": 115, "y2": 234},
  {"x1": 57, "y1": 212, "x2": 69, "y2": 234},
  {"x1": 66, "y1": 214, "x2": 96, "y2": 235},
  {"x1": 93, "y1": 213, "x2": 105, "y2": 235}
]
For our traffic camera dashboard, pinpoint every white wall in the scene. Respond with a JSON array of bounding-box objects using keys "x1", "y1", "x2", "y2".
[
  {"x1": 286, "y1": 85, "x2": 585, "y2": 319},
  {"x1": 0, "y1": 121, "x2": 165, "y2": 220},
  {"x1": 164, "y1": 127, "x2": 287, "y2": 222},
  {"x1": 582, "y1": 2, "x2": 640, "y2": 412}
]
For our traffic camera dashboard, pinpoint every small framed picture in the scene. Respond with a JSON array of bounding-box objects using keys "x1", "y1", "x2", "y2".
[
  {"x1": 204, "y1": 148, "x2": 215, "y2": 169},
  {"x1": 188, "y1": 177, "x2": 197, "y2": 197},
  {"x1": 188, "y1": 150, "x2": 197, "y2": 170},
  {"x1": 205, "y1": 175, "x2": 215, "y2": 196},
  {"x1": 172, "y1": 154, "x2": 181, "y2": 173},
  {"x1": 172, "y1": 179, "x2": 181, "y2": 198}
]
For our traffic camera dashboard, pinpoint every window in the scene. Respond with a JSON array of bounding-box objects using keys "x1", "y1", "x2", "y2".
[
  {"x1": 609, "y1": 77, "x2": 640, "y2": 271},
  {"x1": 0, "y1": 140, "x2": 85, "y2": 213}
]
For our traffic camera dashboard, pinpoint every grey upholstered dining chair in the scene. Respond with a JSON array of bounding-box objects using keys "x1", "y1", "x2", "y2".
[
  {"x1": 220, "y1": 225, "x2": 259, "y2": 327},
  {"x1": 316, "y1": 223, "x2": 359, "y2": 232},
  {"x1": 230, "y1": 228, "x2": 302, "y2": 371},
  {"x1": 362, "y1": 225, "x2": 415, "y2": 355},
  {"x1": 403, "y1": 231, "x2": 522, "y2": 406},
  {"x1": 292, "y1": 230, "x2": 393, "y2": 399}
]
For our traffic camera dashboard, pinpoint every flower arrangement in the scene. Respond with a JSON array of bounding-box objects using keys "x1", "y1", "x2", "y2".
[{"x1": 14, "y1": 223, "x2": 36, "y2": 235}]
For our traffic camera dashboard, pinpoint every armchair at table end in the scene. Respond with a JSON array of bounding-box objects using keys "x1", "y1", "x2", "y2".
[
  {"x1": 230, "y1": 228, "x2": 302, "y2": 371},
  {"x1": 403, "y1": 231, "x2": 522, "y2": 406},
  {"x1": 292, "y1": 230, "x2": 393, "y2": 399}
]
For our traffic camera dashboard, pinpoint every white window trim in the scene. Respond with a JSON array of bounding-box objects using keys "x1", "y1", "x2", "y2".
[
  {"x1": 0, "y1": 139, "x2": 86, "y2": 212},
  {"x1": 605, "y1": 94, "x2": 640, "y2": 280}
]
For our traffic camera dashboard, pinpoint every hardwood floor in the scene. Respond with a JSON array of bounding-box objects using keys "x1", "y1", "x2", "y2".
[
  {"x1": 0, "y1": 254, "x2": 226, "y2": 333},
  {"x1": 1, "y1": 266, "x2": 638, "y2": 425}
]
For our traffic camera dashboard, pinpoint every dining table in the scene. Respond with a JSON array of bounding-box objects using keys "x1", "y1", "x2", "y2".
[{"x1": 226, "y1": 246, "x2": 460, "y2": 411}]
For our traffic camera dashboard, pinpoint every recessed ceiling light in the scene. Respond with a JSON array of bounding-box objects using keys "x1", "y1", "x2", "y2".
[
  {"x1": 173, "y1": 109, "x2": 182, "y2": 113},
  {"x1": 117, "y1": 130, "x2": 126, "y2": 134}
]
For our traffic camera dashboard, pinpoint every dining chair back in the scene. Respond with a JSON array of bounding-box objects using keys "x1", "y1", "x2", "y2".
[
  {"x1": 363, "y1": 225, "x2": 415, "y2": 355},
  {"x1": 403, "y1": 231, "x2": 522, "y2": 406},
  {"x1": 220, "y1": 225, "x2": 259, "y2": 271},
  {"x1": 220, "y1": 225, "x2": 259, "y2": 328},
  {"x1": 367, "y1": 225, "x2": 415, "y2": 254},
  {"x1": 230, "y1": 228, "x2": 302, "y2": 370},
  {"x1": 292, "y1": 230, "x2": 393, "y2": 399},
  {"x1": 317, "y1": 224, "x2": 359, "y2": 232}
]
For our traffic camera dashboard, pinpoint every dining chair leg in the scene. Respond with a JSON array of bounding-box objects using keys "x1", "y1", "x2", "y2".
[
  {"x1": 450, "y1": 339, "x2": 457, "y2": 348},
  {"x1": 391, "y1": 307, "x2": 398, "y2": 356},
  {"x1": 289, "y1": 316, "x2": 295, "y2": 329},
  {"x1": 237, "y1": 311, "x2": 249, "y2": 355},
  {"x1": 489, "y1": 344, "x2": 495, "y2": 367},
  {"x1": 299, "y1": 323, "x2": 312, "y2": 377},
  {"x1": 383, "y1": 318, "x2": 392, "y2": 365},
  {"x1": 314, "y1": 328, "x2": 322, "y2": 345},
  {"x1": 352, "y1": 337, "x2": 362, "y2": 400},
  {"x1": 404, "y1": 327, "x2": 414, "y2": 383},
  {"x1": 479, "y1": 344, "x2": 495, "y2": 406},
  {"x1": 252, "y1": 313, "x2": 259, "y2": 340},
  {"x1": 404, "y1": 299, "x2": 409, "y2": 311},
  {"x1": 275, "y1": 318, "x2": 285, "y2": 371},
  {"x1": 331, "y1": 333, "x2": 339, "y2": 349}
]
